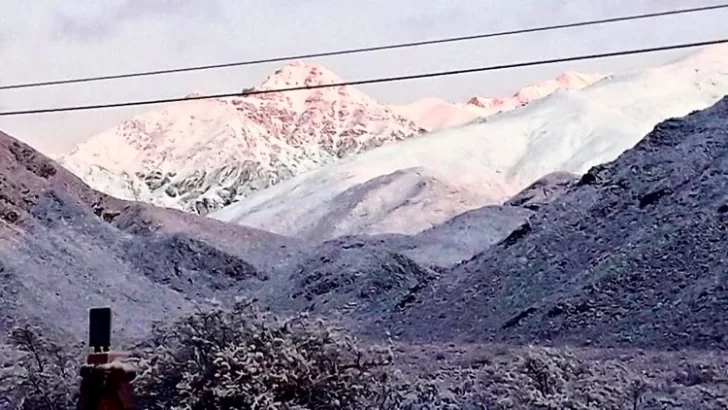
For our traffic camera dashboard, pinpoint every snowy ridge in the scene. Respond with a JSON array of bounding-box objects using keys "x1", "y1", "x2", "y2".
[
  {"x1": 212, "y1": 44, "x2": 728, "y2": 238},
  {"x1": 391, "y1": 71, "x2": 605, "y2": 131},
  {"x1": 469, "y1": 71, "x2": 606, "y2": 110},
  {"x1": 57, "y1": 62, "x2": 425, "y2": 214}
]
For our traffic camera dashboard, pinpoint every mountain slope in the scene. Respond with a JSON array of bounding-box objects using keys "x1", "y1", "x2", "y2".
[
  {"x1": 0, "y1": 130, "x2": 302, "y2": 343},
  {"x1": 390, "y1": 97, "x2": 480, "y2": 132},
  {"x1": 504, "y1": 171, "x2": 580, "y2": 211},
  {"x1": 57, "y1": 62, "x2": 425, "y2": 215},
  {"x1": 395, "y1": 172, "x2": 578, "y2": 267},
  {"x1": 276, "y1": 237, "x2": 438, "y2": 318},
  {"x1": 244, "y1": 166, "x2": 490, "y2": 242},
  {"x1": 242, "y1": 174, "x2": 577, "y2": 318},
  {"x1": 387, "y1": 96, "x2": 728, "y2": 350},
  {"x1": 254, "y1": 171, "x2": 573, "y2": 312},
  {"x1": 213, "y1": 44, "x2": 728, "y2": 239}
]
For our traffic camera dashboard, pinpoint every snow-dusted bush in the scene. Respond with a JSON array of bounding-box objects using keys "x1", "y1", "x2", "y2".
[{"x1": 132, "y1": 299, "x2": 471, "y2": 410}]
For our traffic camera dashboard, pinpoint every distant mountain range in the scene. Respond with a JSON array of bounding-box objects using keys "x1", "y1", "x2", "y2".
[
  {"x1": 55, "y1": 61, "x2": 602, "y2": 215},
  {"x1": 213, "y1": 45, "x2": 728, "y2": 240},
  {"x1": 391, "y1": 71, "x2": 605, "y2": 131}
]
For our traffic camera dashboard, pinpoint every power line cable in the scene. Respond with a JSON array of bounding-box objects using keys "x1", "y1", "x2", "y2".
[
  {"x1": 0, "y1": 37, "x2": 725, "y2": 117},
  {"x1": 1, "y1": 3, "x2": 726, "y2": 91}
]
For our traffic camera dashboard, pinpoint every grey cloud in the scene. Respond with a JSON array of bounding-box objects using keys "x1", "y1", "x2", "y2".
[
  {"x1": 114, "y1": 0, "x2": 221, "y2": 21},
  {"x1": 0, "y1": 19, "x2": 17, "y2": 49},
  {"x1": 52, "y1": 0, "x2": 220, "y2": 42},
  {"x1": 398, "y1": 0, "x2": 471, "y2": 31},
  {"x1": 52, "y1": 12, "x2": 115, "y2": 41},
  {"x1": 404, "y1": 9, "x2": 466, "y2": 30}
]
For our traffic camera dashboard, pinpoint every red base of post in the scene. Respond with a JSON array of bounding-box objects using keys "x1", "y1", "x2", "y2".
[{"x1": 77, "y1": 352, "x2": 136, "y2": 410}]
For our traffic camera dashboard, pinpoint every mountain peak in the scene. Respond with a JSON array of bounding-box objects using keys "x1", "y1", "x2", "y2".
[
  {"x1": 59, "y1": 60, "x2": 423, "y2": 215},
  {"x1": 256, "y1": 61, "x2": 345, "y2": 91}
]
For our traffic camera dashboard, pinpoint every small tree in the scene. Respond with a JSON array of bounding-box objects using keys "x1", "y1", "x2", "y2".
[{"x1": 0, "y1": 325, "x2": 80, "y2": 410}]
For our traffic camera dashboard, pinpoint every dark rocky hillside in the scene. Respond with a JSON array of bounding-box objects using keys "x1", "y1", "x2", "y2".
[
  {"x1": 0, "y1": 127, "x2": 548, "y2": 344},
  {"x1": 504, "y1": 170, "x2": 580, "y2": 210},
  {"x1": 286, "y1": 237, "x2": 437, "y2": 315},
  {"x1": 0, "y1": 131, "x2": 302, "y2": 344},
  {"x1": 387, "y1": 97, "x2": 728, "y2": 351}
]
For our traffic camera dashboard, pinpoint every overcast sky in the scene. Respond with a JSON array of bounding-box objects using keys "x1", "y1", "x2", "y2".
[{"x1": 1, "y1": 0, "x2": 727, "y2": 154}]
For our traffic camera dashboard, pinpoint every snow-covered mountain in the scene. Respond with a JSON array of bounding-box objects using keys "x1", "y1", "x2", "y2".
[
  {"x1": 57, "y1": 62, "x2": 426, "y2": 214},
  {"x1": 58, "y1": 62, "x2": 605, "y2": 215},
  {"x1": 391, "y1": 71, "x2": 605, "y2": 131},
  {"x1": 212, "y1": 44, "x2": 728, "y2": 239}
]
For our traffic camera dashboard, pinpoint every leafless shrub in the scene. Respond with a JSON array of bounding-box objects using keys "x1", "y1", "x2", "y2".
[
  {"x1": 627, "y1": 379, "x2": 648, "y2": 410},
  {"x1": 0, "y1": 325, "x2": 80, "y2": 410},
  {"x1": 674, "y1": 361, "x2": 719, "y2": 387}
]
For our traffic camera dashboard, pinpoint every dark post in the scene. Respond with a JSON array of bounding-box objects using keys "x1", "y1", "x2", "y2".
[
  {"x1": 77, "y1": 307, "x2": 136, "y2": 410},
  {"x1": 88, "y1": 307, "x2": 111, "y2": 353}
]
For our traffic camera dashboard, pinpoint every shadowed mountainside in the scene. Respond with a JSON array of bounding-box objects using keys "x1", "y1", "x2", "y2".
[
  {"x1": 385, "y1": 97, "x2": 728, "y2": 351},
  {"x1": 0, "y1": 131, "x2": 302, "y2": 344}
]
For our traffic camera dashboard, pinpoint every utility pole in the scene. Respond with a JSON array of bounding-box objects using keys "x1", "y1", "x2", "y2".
[{"x1": 76, "y1": 307, "x2": 136, "y2": 410}]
